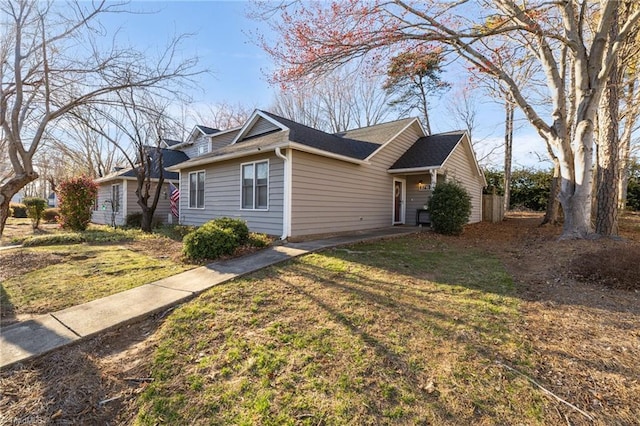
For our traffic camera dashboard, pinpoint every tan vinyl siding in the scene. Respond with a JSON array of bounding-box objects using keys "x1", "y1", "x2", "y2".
[
  {"x1": 125, "y1": 181, "x2": 176, "y2": 224},
  {"x1": 179, "y1": 153, "x2": 284, "y2": 235},
  {"x1": 442, "y1": 139, "x2": 484, "y2": 223},
  {"x1": 242, "y1": 117, "x2": 280, "y2": 139},
  {"x1": 405, "y1": 175, "x2": 434, "y2": 224},
  {"x1": 290, "y1": 122, "x2": 423, "y2": 236}
]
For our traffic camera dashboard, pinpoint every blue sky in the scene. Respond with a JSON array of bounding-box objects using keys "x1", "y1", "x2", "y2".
[
  {"x1": 97, "y1": 1, "x2": 548, "y2": 169},
  {"x1": 99, "y1": 1, "x2": 274, "y2": 106}
]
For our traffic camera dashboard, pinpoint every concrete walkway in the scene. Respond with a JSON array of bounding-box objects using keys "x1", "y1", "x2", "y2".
[{"x1": 0, "y1": 227, "x2": 418, "y2": 369}]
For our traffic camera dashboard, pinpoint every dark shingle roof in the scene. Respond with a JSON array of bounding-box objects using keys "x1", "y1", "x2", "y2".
[
  {"x1": 162, "y1": 138, "x2": 182, "y2": 147},
  {"x1": 196, "y1": 125, "x2": 220, "y2": 135},
  {"x1": 261, "y1": 111, "x2": 380, "y2": 160},
  {"x1": 390, "y1": 131, "x2": 464, "y2": 170},
  {"x1": 120, "y1": 147, "x2": 189, "y2": 180}
]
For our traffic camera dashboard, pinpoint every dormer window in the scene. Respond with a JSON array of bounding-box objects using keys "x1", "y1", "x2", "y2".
[{"x1": 198, "y1": 145, "x2": 207, "y2": 155}]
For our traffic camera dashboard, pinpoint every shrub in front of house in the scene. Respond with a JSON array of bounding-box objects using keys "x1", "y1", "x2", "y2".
[
  {"x1": 42, "y1": 208, "x2": 60, "y2": 223},
  {"x1": 182, "y1": 223, "x2": 239, "y2": 261},
  {"x1": 126, "y1": 212, "x2": 143, "y2": 228},
  {"x1": 23, "y1": 197, "x2": 48, "y2": 230},
  {"x1": 247, "y1": 232, "x2": 271, "y2": 248},
  {"x1": 58, "y1": 176, "x2": 98, "y2": 231},
  {"x1": 428, "y1": 181, "x2": 472, "y2": 236},
  {"x1": 211, "y1": 217, "x2": 249, "y2": 245},
  {"x1": 10, "y1": 203, "x2": 27, "y2": 218}
]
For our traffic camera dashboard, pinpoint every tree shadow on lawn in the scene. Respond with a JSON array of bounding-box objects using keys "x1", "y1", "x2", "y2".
[
  {"x1": 273, "y1": 260, "x2": 535, "y2": 423},
  {"x1": 0, "y1": 285, "x2": 16, "y2": 324},
  {"x1": 276, "y1": 253, "x2": 640, "y2": 425}
]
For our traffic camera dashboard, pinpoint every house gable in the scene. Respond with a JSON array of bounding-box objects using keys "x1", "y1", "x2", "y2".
[
  {"x1": 441, "y1": 133, "x2": 487, "y2": 186},
  {"x1": 210, "y1": 127, "x2": 241, "y2": 151},
  {"x1": 232, "y1": 110, "x2": 287, "y2": 144}
]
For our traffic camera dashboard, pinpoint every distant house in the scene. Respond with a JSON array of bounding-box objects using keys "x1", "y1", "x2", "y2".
[
  {"x1": 47, "y1": 192, "x2": 57, "y2": 207},
  {"x1": 166, "y1": 110, "x2": 486, "y2": 239},
  {"x1": 92, "y1": 146, "x2": 188, "y2": 226}
]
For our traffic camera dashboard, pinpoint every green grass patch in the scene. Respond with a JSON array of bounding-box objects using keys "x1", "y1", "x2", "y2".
[
  {"x1": 14, "y1": 224, "x2": 158, "y2": 246},
  {"x1": 132, "y1": 234, "x2": 548, "y2": 425},
  {"x1": 1, "y1": 244, "x2": 189, "y2": 314}
]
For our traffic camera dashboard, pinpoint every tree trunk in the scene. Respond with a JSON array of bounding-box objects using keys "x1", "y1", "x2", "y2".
[
  {"x1": 558, "y1": 119, "x2": 595, "y2": 239},
  {"x1": 542, "y1": 159, "x2": 562, "y2": 225},
  {"x1": 595, "y1": 87, "x2": 620, "y2": 235},
  {"x1": 140, "y1": 205, "x2": 154, "y2": 233},
  {"x1": 595, "y1": 10, "x2": 620, "y2": 237},
  {"x1": 503, "y1": 97, "x2": 514, "y2": 213},
  {"x1": 0, "y1": 173, "x2": 39, "y2": 237}
]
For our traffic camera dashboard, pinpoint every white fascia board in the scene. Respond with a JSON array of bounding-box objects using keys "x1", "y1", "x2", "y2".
[
  {"x1": 96, "y1": 175, "x2": 178, "y2": 184},
  {"x1": 166, "y1": 143, "x2": 288, "y2": 171},
  {"x1": 387, "y1": 166, "x2": 440, "y2": 174},
  {"x1": 230, "y1": 110, "x2": 288, "y2": 145},
  {"x1": 365, "y1": 118, "x2": 425, "y2": 161},
  {"x1": 167, "y1": 140, "x2": 368, "y2": 171}
]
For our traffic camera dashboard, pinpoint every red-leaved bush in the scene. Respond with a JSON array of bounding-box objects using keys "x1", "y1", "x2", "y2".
[{"x1": 57, "y1": 176, "x2": 98, "y2": 231}]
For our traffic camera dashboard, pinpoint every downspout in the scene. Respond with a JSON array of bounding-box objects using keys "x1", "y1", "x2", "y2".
[{"x1": 275, "y1": 147, "x2": 291, "y2": 240}]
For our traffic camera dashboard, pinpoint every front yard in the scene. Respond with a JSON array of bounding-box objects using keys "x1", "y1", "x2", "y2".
[
  {"x1": 1, "y1": 213, "x2": 639, "y2": 425},
  {"x1": 0, "y1": 218, "x2": 189, "y2": 324}
]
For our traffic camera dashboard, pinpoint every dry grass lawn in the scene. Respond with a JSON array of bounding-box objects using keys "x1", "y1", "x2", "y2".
[{"x1": 1, "y1": 212, "x2": 639, "y2": 425}]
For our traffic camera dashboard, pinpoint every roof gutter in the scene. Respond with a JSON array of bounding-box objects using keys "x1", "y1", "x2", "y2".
[
  {"x1": 387, "y1": 166, "x2": 440, "y2": 174},
  {"x1": 274, "y1": 147, "x2": 291, "y2": 240}
]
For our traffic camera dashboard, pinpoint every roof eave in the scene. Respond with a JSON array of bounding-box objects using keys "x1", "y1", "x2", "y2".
[
  {"x1": 388, "y1": 166, "x2": 441, "y2": 174},
  {"x1": 167, "y1": 142, "x2": 289, "y2": 171},
  {"x1": 95, "y1": 175, "x2": 179, "y2": 184},
  {"x1": 231, "y1": 110, "x2": 288, "y2": 145}
]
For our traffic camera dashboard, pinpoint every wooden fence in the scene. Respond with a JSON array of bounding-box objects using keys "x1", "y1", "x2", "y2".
[{"x1": 482, "y1": 194, "x2": 504, "y2": 223}]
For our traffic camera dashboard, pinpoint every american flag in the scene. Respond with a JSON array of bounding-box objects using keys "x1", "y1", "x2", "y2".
[{"x1": 169, "y1": 183, "x2": 179, "y2": 218}]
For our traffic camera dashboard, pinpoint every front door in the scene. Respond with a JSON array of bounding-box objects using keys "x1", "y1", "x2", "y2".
[{"x1": 393, "y1": 179, "x2": 405, "y2": 224}]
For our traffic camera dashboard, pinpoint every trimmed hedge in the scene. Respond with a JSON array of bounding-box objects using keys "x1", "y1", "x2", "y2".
[
  {"x1": 42, "y1": 208, "x2": 60, "y2": 223},
  {"x1": 428, "y1": 181, "x2": 472, "y2": 236},
  {"x1": 182, "y1": 217, "x2": 252, "y2": 261},
  {"x1": 211, "y1": 217, "x2": 249, "y2": 245},
  {"x1": 126, "y1": 212, "x2": 143, "y2": 228},
  {"x1": 24, "y1": 197, "x2": 48, "y2": 230},
  {"x1": 10, "y1": 203, "x2": 27, "y2": 218},
  {"x1": 182, "y1": 224, "x2": 238, "y2": 260}
]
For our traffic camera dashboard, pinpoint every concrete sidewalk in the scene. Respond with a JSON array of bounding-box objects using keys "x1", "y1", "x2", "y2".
[{"x1": 0, "y1": 226, "x2": 418, "y2": 369}]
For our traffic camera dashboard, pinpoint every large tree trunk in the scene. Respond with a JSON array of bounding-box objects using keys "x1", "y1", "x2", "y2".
[
  {"x1": 595, "y1": 32, "x2": 620, "y2": 236},
  {"x1": 0, "y1": 173, "x2": 39, "y2": 237},
  {"x1": 557, "y1": 119, "x2": 595, "y2": 239},
  {"x1": 542, "y1": 159, "x2": 562, "y2": 225}
]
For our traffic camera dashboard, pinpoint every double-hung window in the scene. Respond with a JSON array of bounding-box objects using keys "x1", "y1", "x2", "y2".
[
  {"x1": 241, "y1": 161, "x2": 268, "y2": 210},
  {"x1": 188, "y1": 171, "x2": 205, "y2": 208}
]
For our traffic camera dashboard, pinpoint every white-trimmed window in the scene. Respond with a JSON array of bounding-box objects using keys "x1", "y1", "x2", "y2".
[
  {"x1": 241, "y1": 160, "x2": 268, "y2": 210},
  {"x1": 111, "y1": 184, "x2": 120, "y2": 212},
  {"x1": 188, "y1": 171, "x2": 205, "y2": 209}
]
